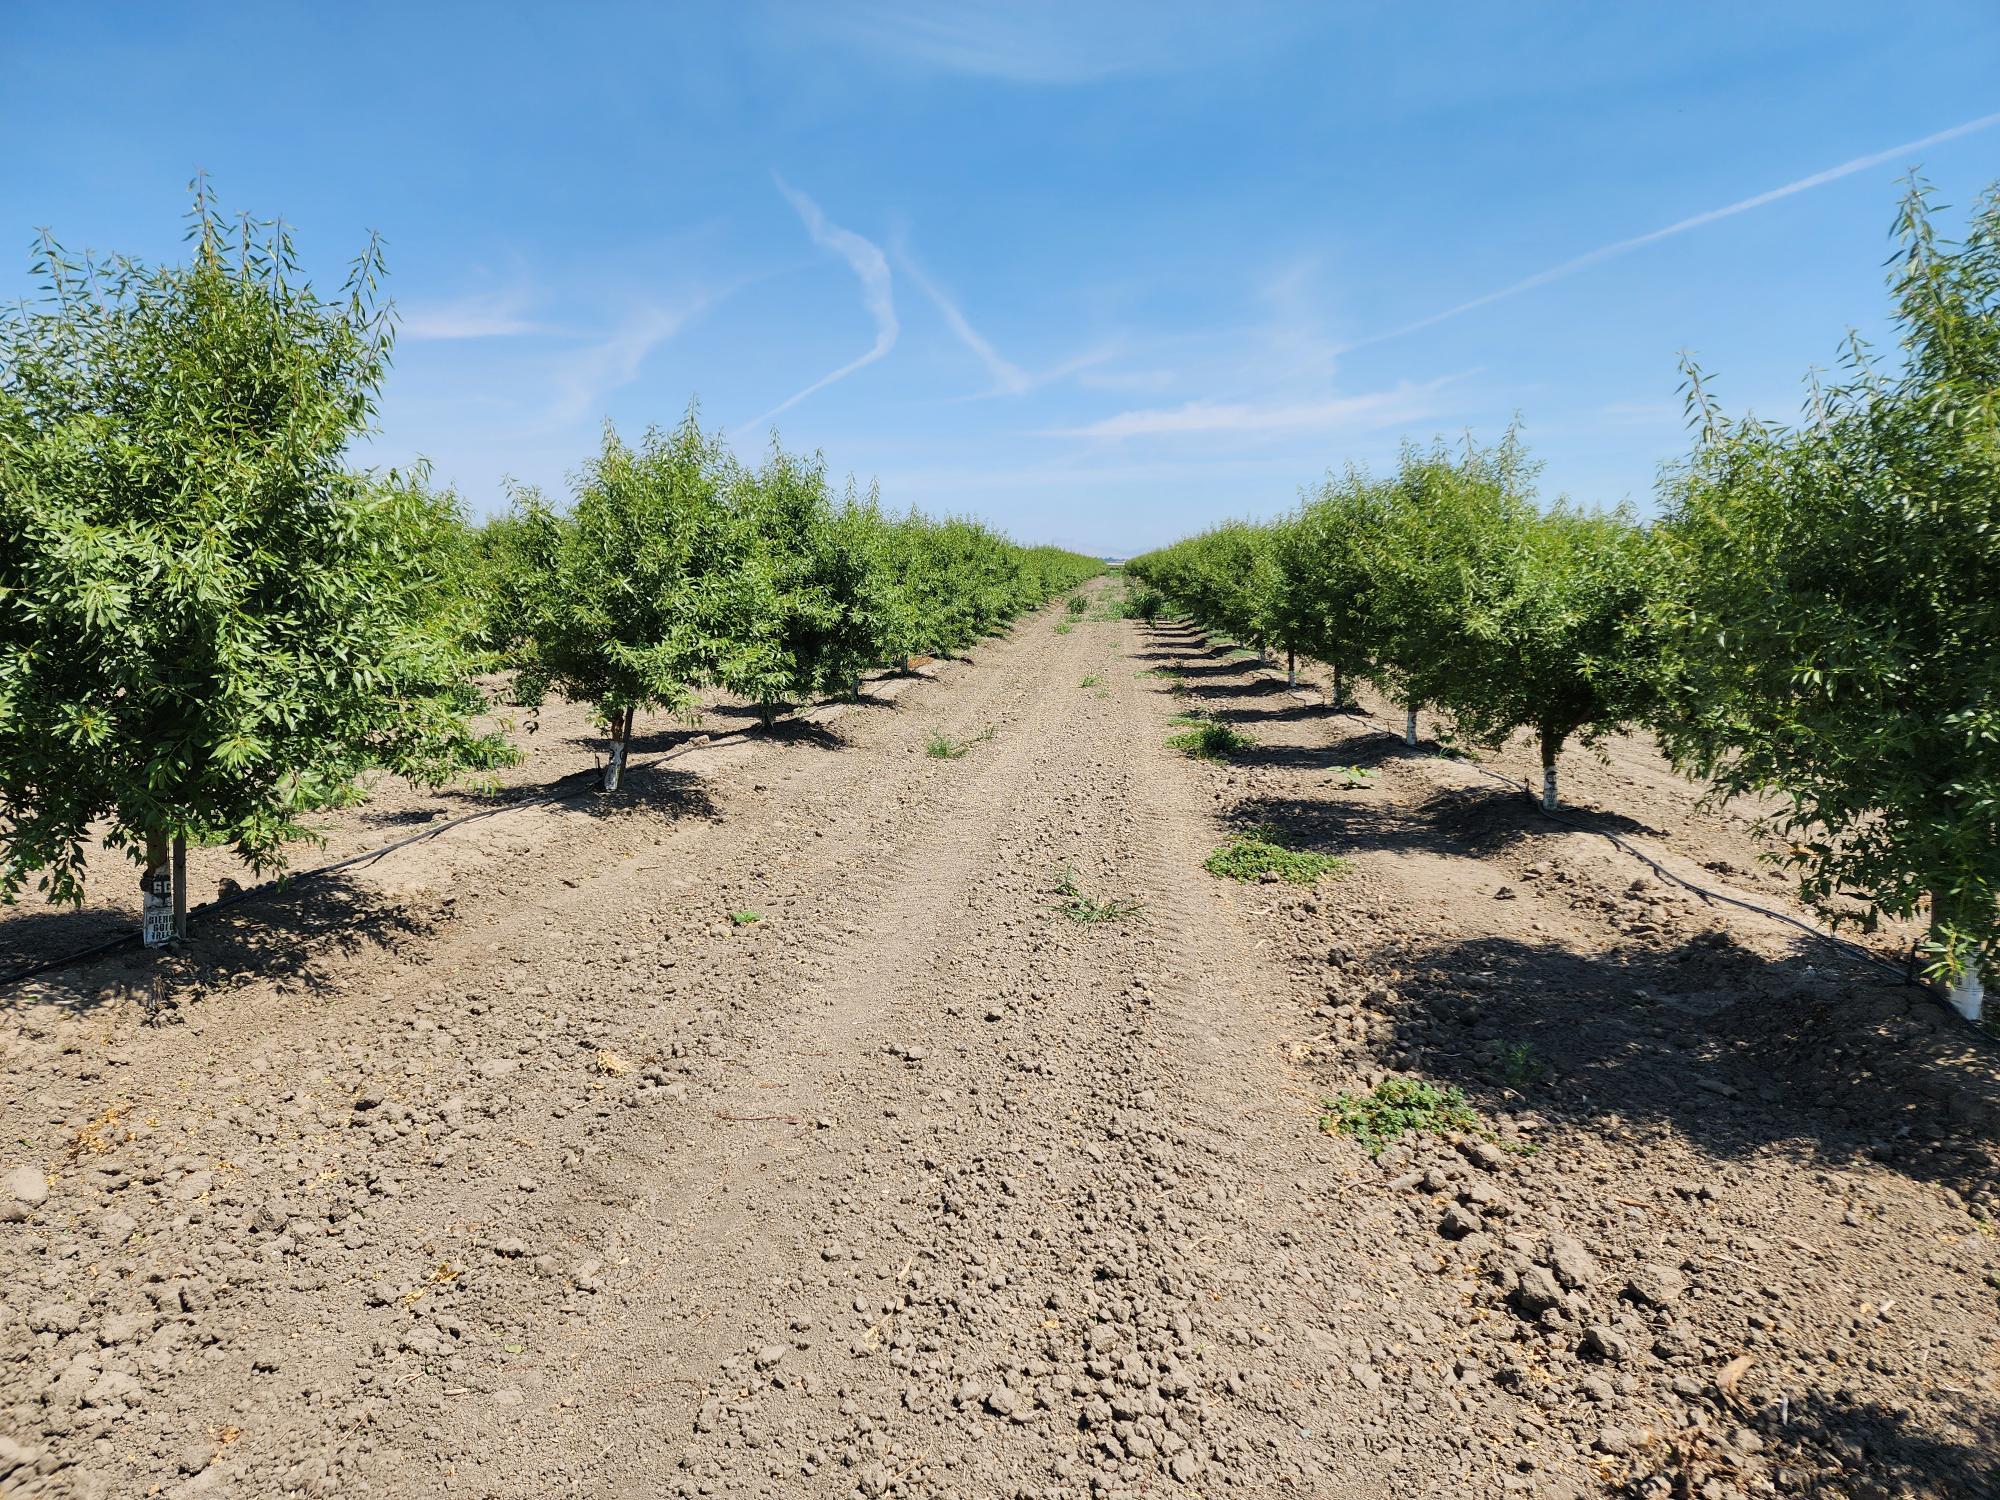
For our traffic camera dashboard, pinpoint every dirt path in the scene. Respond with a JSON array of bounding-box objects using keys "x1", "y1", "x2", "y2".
[{"x1": 4, "y1": 593, "x2": 1998, "y2": 1500}]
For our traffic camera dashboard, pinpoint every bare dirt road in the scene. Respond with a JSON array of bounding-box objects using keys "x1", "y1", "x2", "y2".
[{"x1": 4, "y1": 586, "x2": 1998, "y2": 1500}]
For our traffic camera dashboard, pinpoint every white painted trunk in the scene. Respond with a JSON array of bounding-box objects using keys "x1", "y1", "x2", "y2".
[
  {"x1": 1404, "y1": 708, "x2": 1418, "y2": 746},
  {"x1": 603, "y1": 739, "x2": 628, "y2": 792},
  {"x1": 1947, "y1": 960, "x2": 1985, "y2": 1024},
  {"x1": 1541, "y1": 765, "x2": 1558, "y2": 813}
]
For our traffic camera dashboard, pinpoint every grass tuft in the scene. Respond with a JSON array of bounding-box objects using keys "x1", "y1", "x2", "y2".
[
  {"x1": 1203, "y1": 826, "x2": 1347, "y2": 885},
  {"x1": 1166, "y1": 721, "x2": 1255, "y2": 760},
  {"x1": 925, "y1": 731, "x2": 968, "y2": 759},
  {"x1": 728, "y1": 910, "x2": 761, "y2": 926},
  {"x1": 1321, "y1": 1077, "x2": 1480, "y2": 1157},
  {"x1": 1081, "y1": 674, "x2": 1100, "y2": 688},
  {"x1": 1050, "y1": 866, "x2": 1143, "y2": 924}
]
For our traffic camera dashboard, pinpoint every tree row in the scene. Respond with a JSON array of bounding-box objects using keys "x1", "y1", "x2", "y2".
[
  {"x1": 0, "y1": 190, "x2": 1097, "y2": 944},
  {"x1": 1129, "y1": 182, "x2": 1999, "y2": 1019}
]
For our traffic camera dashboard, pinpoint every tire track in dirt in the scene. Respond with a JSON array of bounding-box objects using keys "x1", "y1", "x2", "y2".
[{"x1": 395, "y1": 605, "x2": 1444, "y2": 1500}]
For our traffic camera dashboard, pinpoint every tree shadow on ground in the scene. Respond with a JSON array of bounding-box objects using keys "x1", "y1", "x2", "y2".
[
  {"x1": 1615, "y1": 1390, "x2": 2000, "y2": 1499},
  {"x1": 1231, "y1": 781, "x2": 1658, "y2": 863},
  {"x1": 1196, "y1": 700, "x2": 1332, "y2": 727},
  {"x1": 1343, "y1": 921, "x2": 1995, "y2": 1195},
  {"x1": 1, "y1": 872, "x2": 444, "y2": 1020},
  {"x1": 0, "y1": 768, "x2": 720, "y2": 1014}
]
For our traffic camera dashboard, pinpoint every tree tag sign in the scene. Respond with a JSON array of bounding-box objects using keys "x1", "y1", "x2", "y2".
[{"x1": 141, "y1": 865, "x2": 174, "y2": 948}]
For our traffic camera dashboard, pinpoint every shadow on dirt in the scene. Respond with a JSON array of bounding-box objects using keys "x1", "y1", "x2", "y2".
[
  {"x1": 1, "y1": 872, "x2": 441, "y2": 1020},
  {"x1": 1614, "y1": 1390, "x2": 2000, "y2": 1499},
  {"x1": 1232, "y1": 781, "x2": 1660, "y2": 862},
  {"x1": 1347, "y1": 922, "x2": 1992, "y2": 1193},
  {"x1": 0, "y1": 768, "x2": 721, "y2": 1012}
]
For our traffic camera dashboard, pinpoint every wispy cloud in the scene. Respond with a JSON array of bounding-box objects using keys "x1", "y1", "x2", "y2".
[
  {"x1": 1050, "y1": 380, "x2": 1447, "y2": 440},
  {"x1": 1339, "y1": 110, "x2": 2000, "y2": 355},
  {"x1": 543, "y1": 300, "x2": 708, "y2": 430},
  {"x1": 399, "y1": 288, "x2": 544, "y2": 340},
  {"x1": 748, "y1": 178, "x2": 899, "y2": 430},
  {"x1": 898, "y1": 243, "x2": 1124, "y2": 399},
  {"x1": 897, "y1": 249, "x2": 1031, "y2": 394}
]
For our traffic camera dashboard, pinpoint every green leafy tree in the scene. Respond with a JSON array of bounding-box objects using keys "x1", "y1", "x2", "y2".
[
  {"x1": 0, "y1": 190, "x2": 513, "y2": 937},
  {"x1": 509, "y1": 413, "x2": 750, "y2": 789},
  {"x1": 1277, "y1": 469, "x2": 1389, "y2": 705},
  {"x1": 727, "y1": 446, "x2": 898, "y2": 725},
  {"x1": 1656, "y1": 181, "x2": 2000, "y2": 1018},
  {"x1": 1447, "y1": 502, "x2": 1661, "y2": 811}
]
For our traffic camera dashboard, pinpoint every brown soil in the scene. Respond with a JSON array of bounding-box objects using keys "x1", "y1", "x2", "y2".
[{"x1": 2, "y1": 594, "x2": 1997, "y2": 1500}]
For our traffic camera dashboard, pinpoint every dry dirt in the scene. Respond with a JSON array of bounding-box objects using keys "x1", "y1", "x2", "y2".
[{"x1": 3, "y1": 587, "x2": 1998, "y2": 1500}]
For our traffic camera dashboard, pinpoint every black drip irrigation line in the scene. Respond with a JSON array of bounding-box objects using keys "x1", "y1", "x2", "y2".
[
  {"x1": 1196, "y1": 636, "x2": 1943, "y2": 1003},
  {"x1": 0, "y1": 681, "x2": 894, "y2": 994}
]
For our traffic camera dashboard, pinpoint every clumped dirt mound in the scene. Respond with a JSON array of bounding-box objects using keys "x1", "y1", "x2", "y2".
[{"x1": 1, "y1": 601, "x2": 1995, "y2": 1500}]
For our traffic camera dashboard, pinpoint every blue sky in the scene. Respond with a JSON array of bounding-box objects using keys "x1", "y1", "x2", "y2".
[{"x1": 8, "y1": 2, "x2": 1999, "y2": 554}]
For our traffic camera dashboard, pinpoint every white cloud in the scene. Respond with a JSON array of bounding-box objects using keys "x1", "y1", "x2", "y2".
[
  {"x1": 1339, "y1": 108, "x2": 2000, "y2": 354},
  {"x1": 398, "y1": 289, "x2": 543, "y2": 341},
  {"x1": 747, "y1": 179, "x2": 899, "y2": 431},
  {"x1": 1051, "y1": 382, "x2": 1445, "y2": 441}
]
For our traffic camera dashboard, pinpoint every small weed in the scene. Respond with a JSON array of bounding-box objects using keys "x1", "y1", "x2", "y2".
[
  {"x1": 1203, "y1": 826, "x2": 1347, "y2": 885},
  {"x1": 1051, "y1": 866, "x2": 1144, "y2": 924},
  {"x1": 1166, "y1": 722, "x2": 1254, "y2": 760},
  {"x1": 925, "y1": 732, "x2": 968, "y2": 759},
  {"x1": 1054, "y1": 621, "x2": 1073, "y2": 635},
  {"x1": 1066, "y1": 593, "x2": 1090, "y2": 616},
  {"x1": 728, "y1": 910, "x2": 761, "y2": 926},
  {"x1": 1329, "y1": 765, "x2": 1378, "y2": 789},
  {"x1": 1496, "y1": 1041, "x2": 1545, "y2": 1089},
  {"x1": 1322, "y1": 1077, "x2": 1480, "y2": 1157},
  {"x1": 1080, "y1": 674, "x2": 1101, "y2": 688}
]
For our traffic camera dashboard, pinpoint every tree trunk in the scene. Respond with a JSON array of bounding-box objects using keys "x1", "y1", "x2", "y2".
[
  {"x1": 1947, "y1": 961, "x2": 1986, "y2": 1023},
  {"x1": 140, "y1": 830, "x2": 174, "y2": 948},
  {"x1": 1930, "y1": 902, "x2": 1987, "y2": 1022},
  {"x1": 1538, "y1": 726, "x2": 1563, "y2": 812},
  {"x1": 1404, "y1": 706, "x2": 1419, "y2": 746},
  {"x1": 1331, "y1": 664, "x2": 1344, "y2": 709},
  {"x1": 758, "y1": 701, "x2": 777, "y2": 732},
  {"x1": 172, "y1": 834, "x2": 188, "y2": 942},
  {"x1": 603, "y1": 705, "x2": 636, "y2": 791},
  {"x1": 1286, "y1": 649, "x2": 1296, "y2": 688}
]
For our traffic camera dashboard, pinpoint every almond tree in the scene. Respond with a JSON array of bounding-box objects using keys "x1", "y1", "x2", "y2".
[
  {"x1": 0, "y1": 190, "x2": 512, "y2": 941},
  {"x1": 508, "y1": 413, "x2": 750, "y2": 789},
  {"x1": 1657, "y1": 182, "x2": 2000, "y2": 1018}
]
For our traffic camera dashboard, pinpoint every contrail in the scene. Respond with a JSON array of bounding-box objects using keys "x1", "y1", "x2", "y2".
[
  {"x1": 749, "y1": 177, "x2": 899, "y2": 430},
  {"x1": 1336, "y1": 109, "x2": 2000, "y2": 355}
]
